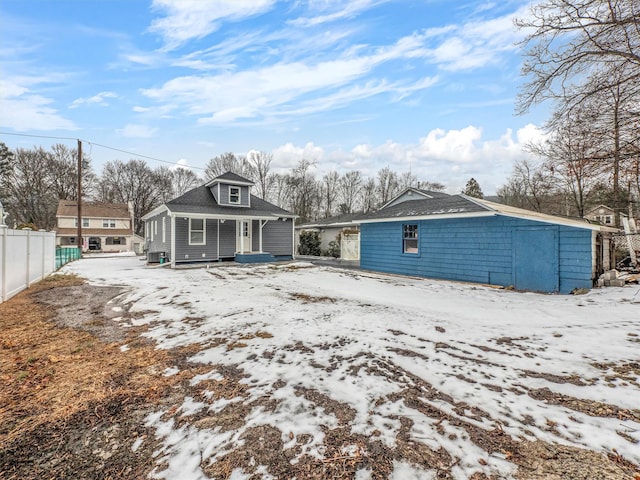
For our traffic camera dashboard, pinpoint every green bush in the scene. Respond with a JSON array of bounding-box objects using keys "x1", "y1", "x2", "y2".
[
  {"x1": 323, "y1": 240, "x2": 340, "y2": 258},
  {"x1": 298, "y1": 230, "x2": 321, "y2": 256}
]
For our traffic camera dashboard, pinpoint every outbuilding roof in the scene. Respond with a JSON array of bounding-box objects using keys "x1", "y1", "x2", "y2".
[{"x1": 360, "y1": 195, "x2": 617, "y2": 231}]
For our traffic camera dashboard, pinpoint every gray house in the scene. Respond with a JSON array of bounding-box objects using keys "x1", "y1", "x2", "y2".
[{"x1": 142, "y1": 172, "x2": 296, "y2": 266}]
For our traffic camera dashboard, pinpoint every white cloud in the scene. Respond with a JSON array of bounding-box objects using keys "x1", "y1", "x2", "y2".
[
  {"x1": 116, "y1": 123, "x2": 158, "y2": 138},
  {"x1": 149, "y1": 0, "x2": 277, "y2": 50},
  {"x1": 0, "y1": 78, "x2": 76, "y2": 131},
  {"x1": 69, "y1": 91, "x2": 118, "y2": 109},
  {"x1": 271, "y1": 142, "x2": 325, "y2": 170},
  {"x1": 289, "y1": 0, "x2": 389, "y2": 27},
  {"x1": 271, "y1": 125, "x2": 543, "y2": 194},
  {"x1": 141, "y1": 32, "x2": 441, "y2": 124},
  {"x1": 170, "y1": 158, "x2": 192, "y2": 171}
]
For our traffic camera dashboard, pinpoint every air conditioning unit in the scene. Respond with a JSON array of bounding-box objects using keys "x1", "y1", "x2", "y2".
[{"x1": 147, "y1": 251, "x2": 164, "y2": 263}]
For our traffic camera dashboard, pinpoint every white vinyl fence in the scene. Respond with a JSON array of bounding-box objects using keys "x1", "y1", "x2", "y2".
[{"x1": 0, "y1": 228, "x2": 57, "y2": 304}]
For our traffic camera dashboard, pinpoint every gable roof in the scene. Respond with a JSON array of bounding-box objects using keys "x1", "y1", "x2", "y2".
[
  {"x1": 161, "y1": 185, "x2": 294, "y2": 218},
  {"x1": 362, "y1": 195, "x2": 488, "y2": 222},
  {"x1": 56, "y1": 200, "x2": 130, "y2": 219},
  {"x1": 360, "y1": 195, "x2": 616, "y2": 231},
  {"x1": 204, "y1": 171, "x2": 254, "y2": 187},
  {"x1": 381, "y1": 187, "x2": 450, "y2": 209}
]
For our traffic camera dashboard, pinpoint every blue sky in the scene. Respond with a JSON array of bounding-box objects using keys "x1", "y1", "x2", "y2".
[{"x1": 0, "y1": 0, "x2": 545, "y2": 194}]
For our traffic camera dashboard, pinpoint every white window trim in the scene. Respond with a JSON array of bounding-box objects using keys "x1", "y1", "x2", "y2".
[
  {"x1": 229, "y1": 186, "x2": 241, "y2": 204},
  {"x1": 403, "y1": 223, "x2": 419, "y2": 254},
  {"x1": 103, "y1": 218, "x2": 117, "y2": 228},
  {"x1": 189, "y1": 218, "x2": 206, "y2": 245}
]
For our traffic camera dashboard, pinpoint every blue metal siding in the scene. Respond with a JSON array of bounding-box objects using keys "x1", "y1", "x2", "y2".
[{"x1": 361, "y1": 216, "x2": 594, "y2": 293}]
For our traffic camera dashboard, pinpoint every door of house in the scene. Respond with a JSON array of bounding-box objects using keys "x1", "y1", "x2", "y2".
[
  {"x1": 236, "y1": 220, "x2": 252, "y2": 253},
  {"x1": 513, "y1": 227, "x2": 559, "y2": 292}
]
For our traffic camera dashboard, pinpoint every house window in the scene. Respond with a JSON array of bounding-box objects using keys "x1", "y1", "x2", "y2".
[
  {"x1": 102, "y1": 219, "x2": 116, "y2": 228},
  {"x1": 597, "y1": 215, "x2": 612, "y2": 225},
  {"x1": 229, "y1": 186, "x2": 240, "y2": 204},
  {"x1": 106, "y1": 237, "x2": 123, "y2": 245},
  {"x1": 189, "y1": 218, "x2": 205, "y2": 245},
  {"x1": 403, "y1": 224, "x2": 419, "y2": 254},
  {"x1": 74, "y1": 218, "x2": 90, "y2": 227}
]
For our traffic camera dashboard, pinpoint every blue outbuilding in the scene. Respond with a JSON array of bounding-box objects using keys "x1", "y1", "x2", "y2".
[{"x1": 359, "y1": 192, "x2": 616, "y2": 294}]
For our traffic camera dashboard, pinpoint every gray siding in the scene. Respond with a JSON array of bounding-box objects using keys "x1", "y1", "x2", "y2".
[
  {"x1": 252, "y1": 220, "x2": 260, "y2": 251},
  {"x1": 262, "y1": 218, "x2": 293, "y2": 256},
  {"x1": 219, "y1": 220, "x2": 236, "y2": 257},
  {"x1": 217, "y1": 183, "x2": 250, "y2": 207},
  {"x1": 174, "y1": 217, "x2": 219, "y2": 262},
  {"x1": 145, "y1": 211, "x2": 172, "y2": 260}
]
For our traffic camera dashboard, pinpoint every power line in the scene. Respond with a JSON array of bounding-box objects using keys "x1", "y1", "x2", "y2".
[{"x1": 0, "y1": 130, "x2": 206, "y2": 171}]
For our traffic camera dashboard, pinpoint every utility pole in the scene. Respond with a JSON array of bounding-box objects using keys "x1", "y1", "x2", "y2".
[{"x1": 77, "y1": 139, "x2": 82, "y2": 254}]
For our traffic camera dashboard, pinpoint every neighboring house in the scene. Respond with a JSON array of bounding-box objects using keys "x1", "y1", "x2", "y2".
[
  {"x1": 55, "y1": 200, "x2": 135, "y2": 253},
  {"x1": 295, "y1": 212, "x2": 361, "y2": 255},
  {"x1": 294, "y1": 188, "x2": 450, "y2": 260},
  {"x1": 142, "y1": 172, "x2": 296, "y2": 266},
  {"x1": 584, "y1": 205, "x2": 618, "y2": 226},
  {"x1": 381, "y1": 187, "x2": 450, "y2": 208},
  {"x1": 359, "y1": 194, "x2": 617, "y2": 294}
]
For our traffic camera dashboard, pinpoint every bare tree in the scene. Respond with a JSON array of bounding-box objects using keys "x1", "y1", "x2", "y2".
[
  {"x1": 502, "y1": 159, "x2": 557, "y2": 212},
  {"x1": 360, "y1": 177, "x2": 377, "y2": 213},
  {"x1": 247, "y1": 150, "x2": 273, "y2": 200},
  {"x1": 171, "y1": 167, "x2": 201, "y2": 199},
  {"x1": 97, "y1": 159, "x2": 171, "y2": 235},
  {"x1": 527, "y1": 104, "x2": 605, "y2": 216},
  {"x1": 338, "y1": 171, "x2": 362, "y2": 214},
  {"x1": 204, "y1": 152, "x2": 251, "y2": 180},
  {"x1": 321, "y1": 171, "x2": 340, "y2": 217},
  {"x1": 1, "y1": 147, "x2": 57, "y2": 229},
  {"x1": 418, "y1": 181, "x2": 446, "y2": 192},
  {"x1": 398, "y1": 171, "x2": 418, "y2": 191},
  {"x1": 377, "y1": 167, "x2": 399, "y2": 205},
  {"x1": 516, "y1": 0, "x2": 640, "y2": 114},
  {"x1": 286, "y1": 160, "x2": 320, "y2": 223}
]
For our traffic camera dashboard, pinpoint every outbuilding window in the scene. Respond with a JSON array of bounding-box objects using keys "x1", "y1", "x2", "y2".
[
  {"x1": 189, "y1": 218, "x2": 205, "y2": 245},
  {"x1": 403, "y1": 224, "x2": 419, "y2": 254},
  {"x1": 229, "y1": 186, "x2": 240, "y2": 204}
]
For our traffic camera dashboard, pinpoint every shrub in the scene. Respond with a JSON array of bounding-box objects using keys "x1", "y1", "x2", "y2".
[
  {"x1": 298, "y1": 231, "x2": 321, "y2": 256},
  {"x1": 323, "y1": 240, "x2": 341, "y2": 258}
]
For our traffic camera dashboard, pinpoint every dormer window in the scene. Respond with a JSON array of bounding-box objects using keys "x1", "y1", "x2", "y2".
[{"x1": 229, "y1": 187, "x2": 240, "y2": 204}]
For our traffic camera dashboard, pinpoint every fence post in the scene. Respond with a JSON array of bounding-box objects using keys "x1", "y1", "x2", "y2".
[
  {"x1": 25, "y1": 229, "x2": 31, "y2": 288},
  {"x1": 1, "y1": 226, "x2": 6, "y2": 303}
]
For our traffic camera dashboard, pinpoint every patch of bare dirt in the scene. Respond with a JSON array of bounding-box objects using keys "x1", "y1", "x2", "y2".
[
  {"x1": 0, "y1": 275, "x2": 215, "y2": 480},
  {"x1": 527, "y1": 387, "x2": 640, "y2": 424}
]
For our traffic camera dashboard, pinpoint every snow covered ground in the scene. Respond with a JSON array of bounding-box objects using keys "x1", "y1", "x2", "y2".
[{"x1": 62, "y1": 256, "x2": 640, "y2": 480}]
